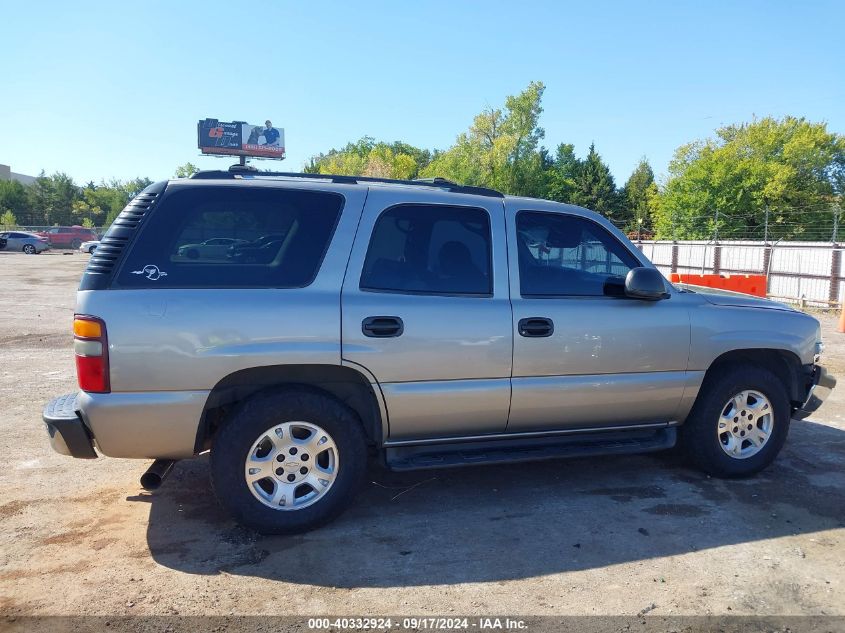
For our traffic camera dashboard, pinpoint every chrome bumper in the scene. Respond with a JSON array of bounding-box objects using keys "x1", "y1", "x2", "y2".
[{"x1": 794, "y1": 366, "x2": 836, "y2": 420}]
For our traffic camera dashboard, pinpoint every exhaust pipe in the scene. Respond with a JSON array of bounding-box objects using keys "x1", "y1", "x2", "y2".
[{"x1": 140, "y1": 459, "x2": 176, "y2": 491}]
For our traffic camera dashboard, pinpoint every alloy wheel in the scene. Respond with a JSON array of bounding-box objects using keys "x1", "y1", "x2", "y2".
[
  {"x1": 244, "y1": 421, "x2": 339, "y2": 510},
  {"x1": 717, "y1": 390, "x2": 774, "y2": 459}
]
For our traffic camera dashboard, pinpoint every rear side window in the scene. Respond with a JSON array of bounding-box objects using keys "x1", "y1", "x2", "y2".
[
  {"x1": 360, "y1": 204, "x2": 492, "y2": 295},
  {"x1": 116, "y1": 187, "x2": 343, "y2": 288}
]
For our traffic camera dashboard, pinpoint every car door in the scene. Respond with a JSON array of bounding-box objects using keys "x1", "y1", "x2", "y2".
[
  {"x1": 341, "y1": 188, "x2": 512, "y2": 441},
  {"x1": 506, "y1": 199, "x2": 691, "y2": 432}
]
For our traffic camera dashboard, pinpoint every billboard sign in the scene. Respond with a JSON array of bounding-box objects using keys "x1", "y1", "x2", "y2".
[{"x1": 197, "y1": 118, "x2": 286, "y2": 159}]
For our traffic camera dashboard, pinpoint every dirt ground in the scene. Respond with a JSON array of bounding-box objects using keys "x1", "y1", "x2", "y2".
[{"x1": 0, "y1": 251, "x2": 843, "y2": 618}]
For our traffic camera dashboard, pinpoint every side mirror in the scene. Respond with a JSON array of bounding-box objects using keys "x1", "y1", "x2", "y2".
[{"x1": 625, "y1": 267, "x2": 668, "y2": 301}]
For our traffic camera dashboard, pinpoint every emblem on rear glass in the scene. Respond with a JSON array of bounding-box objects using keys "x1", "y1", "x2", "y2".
[{"x1": 131, "y1": 264, "x2": 168, "y2": 281}]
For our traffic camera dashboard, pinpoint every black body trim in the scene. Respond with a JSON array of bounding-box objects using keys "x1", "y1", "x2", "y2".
[
  {"x1": 43, "y1": 393, "x2": 97, "y2": 459},
  {"x1": 386, "y1": 427, "x2": 676, "y2": 471}
]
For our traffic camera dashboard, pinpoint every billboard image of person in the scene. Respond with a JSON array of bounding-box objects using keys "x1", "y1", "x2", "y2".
[
  {"x1": 261, "y1": 120, "x2": 280, "y2": 146},
  {"x1": 241, "y1": 119, "x2": 285, "y2": 158}
]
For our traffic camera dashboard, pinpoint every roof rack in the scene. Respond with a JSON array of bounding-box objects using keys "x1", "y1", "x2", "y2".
[{"x1": 189, "y1": 168, "x2": 504, "y2": 198}]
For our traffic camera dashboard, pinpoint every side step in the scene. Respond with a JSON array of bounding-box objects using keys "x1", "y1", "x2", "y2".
[{"x1": 386, "y1": 427, "x2": 676, "y2": 472}]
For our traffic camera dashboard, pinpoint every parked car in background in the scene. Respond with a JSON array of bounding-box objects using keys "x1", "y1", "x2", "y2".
[
  {"x1": 176, "y1": 237, "x2": 245, "y2": 260},
  {"x1": 227, "y1": 233, "x2": 288, "y2": 263},
  {"x1": 37, "y1": 226, "x2": 99, "y2": 250},
  {"x1": 79, "y1": 240, "x2": 100, "y2": 254},
  {"x1": 0, "y1": 231, "x2": 50, "y2": 254}
]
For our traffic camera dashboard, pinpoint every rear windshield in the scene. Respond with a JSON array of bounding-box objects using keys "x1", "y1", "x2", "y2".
[{"x1": 115, "y1": 186, "x2": 343, "y2": 288}]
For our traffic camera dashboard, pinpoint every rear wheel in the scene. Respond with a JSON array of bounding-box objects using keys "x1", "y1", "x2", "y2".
[
  {"x1": 22, "y1": 244, "x2": 35, "y2": 254},
  {"x1": 210, "y1": 388, "x2": 368, "y2": 534},
  {"x1": 71, "y1": 238, "x2": 82, "y2": 249},
  {"x1": 679, "y1": 364, "x2": 790, "y2": 477}
]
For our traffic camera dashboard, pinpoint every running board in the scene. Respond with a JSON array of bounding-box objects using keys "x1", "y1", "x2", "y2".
[{"x1": 385, "y1": 427, "x2": 676, "y2": 472}]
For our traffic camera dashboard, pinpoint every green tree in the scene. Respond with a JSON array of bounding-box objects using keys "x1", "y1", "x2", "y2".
[
  {"x1": 422, "y1": 81, "x2": 547, "y2": 195},
  {"x1": 0, "y1": 180, "x2": 31, "y2": 223},
  {"x1": 174, "y1": 163, "x2": 199, "y2": 178},
  {"x1": 571, "y1": 143, "x2": 620, "y2": 220},
  {"x1": 545, "y1": 143, "x2": 581, "y2": 203},
  {"x1": 621, "y1": 158, "x2": 655, "y2": 231},
  {"x1": 0, "y1": 209, "x2": 17, "y2": 228},
  {"x1": 27, "y1": 172, "x2": 78, "y2": 225},
  {"x1": 27, "y1": 171, "x2": 53, "y2": 225},
  {"x1": 117, "y1": 177, "x2": 153, "y2": 200},
  {"x1": 307, "y1": 137, "x2": 431, "y2": 180},
  {"x1": 103, "y1": 205, "x2": 122, "y2": 229},
  {"x1": 653, "y1": 116, "x2": 845, "y2": 240}
]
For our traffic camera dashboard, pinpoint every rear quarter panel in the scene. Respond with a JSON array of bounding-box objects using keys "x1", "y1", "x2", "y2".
[{"x1": 76, "y1": 182, "x2": 368, "y2": 393}]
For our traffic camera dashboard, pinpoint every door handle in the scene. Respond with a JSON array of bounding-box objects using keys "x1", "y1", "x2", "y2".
[
  {"x1": 518, "y1": 317, "x2": 554, "y2": 338},
  {"x1": 362, "y1": 316, "x2": 404, "y2": 338}
]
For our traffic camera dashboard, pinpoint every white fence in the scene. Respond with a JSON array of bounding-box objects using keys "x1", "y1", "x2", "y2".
[{"x1": 636, "y1": 240, "x2": 844, "y2": 308}]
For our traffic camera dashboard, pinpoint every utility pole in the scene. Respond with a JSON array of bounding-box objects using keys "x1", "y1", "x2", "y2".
[
  {"x1": 833, "y1": 204, "x2": 840, "y2": 244},
  {"x1": 713, "y1": 209, "x2": 720, "y2": 242},
  {"x1": 764, "y1": 206, "x2": 770, "y2": 244},
  {"x1": 671, "y1": 208, "x2": 677, "y2": 242}
]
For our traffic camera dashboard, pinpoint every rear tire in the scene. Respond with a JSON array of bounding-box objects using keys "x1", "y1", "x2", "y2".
[
  {"x1": 679, "y1": 364, "x2": 790, "y2": 478},
  {"x1": 71, "y1": 239, "x2": 81, "y2": 249},
  {"x1": 22, "y1": 244, "x2": 35, "y2": 254},
  {"x1": 210, "y1": 387, "x2": 368, "y2": 534}
]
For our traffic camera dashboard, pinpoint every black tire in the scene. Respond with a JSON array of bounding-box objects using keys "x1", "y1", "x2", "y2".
[
  {"x1": 679, "y1": 363, "x2": 790, "y2": 478},
  {"x1": 88, "y1": 246, "x2": 96, "y2": 254},
  {"x1": 22, "y1": 244, "x2": 35, "y2": 254},
  {"x1": 210, "y1": 387, "x2": 368, "y2": 534},
  {"x1": 71, "y1": 239, "x2": 82, "y2": 249}
]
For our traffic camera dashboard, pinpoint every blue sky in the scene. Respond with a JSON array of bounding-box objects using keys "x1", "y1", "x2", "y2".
[{"x1": 2, "y1": 0, "x2": 843, "y2": 186}]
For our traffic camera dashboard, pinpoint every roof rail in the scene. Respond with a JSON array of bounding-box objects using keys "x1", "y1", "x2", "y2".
[{"x1": 188, "y1": 169, "x2": 504, "y2": 198}]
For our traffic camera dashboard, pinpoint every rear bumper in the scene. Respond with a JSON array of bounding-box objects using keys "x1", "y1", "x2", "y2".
[
  {"x1": 794, "y1": 366, "x2": 837, "y2": 420},
  {"x1": 43, "y1": 393, "x2": 97, "y2": 459}
]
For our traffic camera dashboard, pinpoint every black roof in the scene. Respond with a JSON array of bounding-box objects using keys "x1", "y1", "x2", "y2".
[{"x1": 189, "y1": 168, "x2": 504, "y2": 198}]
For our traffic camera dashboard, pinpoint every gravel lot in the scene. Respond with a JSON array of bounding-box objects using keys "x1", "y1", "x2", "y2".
[{"x1": 1, "y1": 251, "x2": 843, "y2": 618}]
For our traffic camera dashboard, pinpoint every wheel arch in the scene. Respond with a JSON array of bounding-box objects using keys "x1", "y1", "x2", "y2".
[
  {"x1": 704, "y1": 348, "x2": 807, "y2": 408},
  {"x1": 195, "y1": 364, "x2": 386, "y2": 454}
]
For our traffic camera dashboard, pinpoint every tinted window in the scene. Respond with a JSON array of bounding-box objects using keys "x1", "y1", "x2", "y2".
[
  {"x1": 516, "y1": 212, "x2": 639, "y2": 297},
  {"x1": 116, "y1": 187, "x2": 343, "y2": 288},
  {"x1": 361, "y1": 204, "x2": 492, "y2": 295}
]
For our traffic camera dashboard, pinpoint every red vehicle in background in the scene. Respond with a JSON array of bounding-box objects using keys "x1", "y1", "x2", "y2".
[{"x1": 37, "y1": 226, "x2": 99, "y2": 249}]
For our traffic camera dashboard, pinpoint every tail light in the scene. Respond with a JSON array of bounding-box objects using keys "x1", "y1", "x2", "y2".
[{"x1": 73, "y1": 315, "x2": 110, "y2": 393}]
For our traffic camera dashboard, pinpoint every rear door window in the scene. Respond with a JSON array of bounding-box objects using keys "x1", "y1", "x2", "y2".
[
  {"x1": 360, "y1": 204, "x2": 492, "y2": 295},
  {"x1": 116, "y1": 186, "x2": 344, "y2": 288}
]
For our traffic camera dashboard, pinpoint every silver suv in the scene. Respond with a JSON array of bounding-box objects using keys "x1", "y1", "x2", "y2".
[{"x1": 43, "y1": 170, "x2": 836, "y2": 534}]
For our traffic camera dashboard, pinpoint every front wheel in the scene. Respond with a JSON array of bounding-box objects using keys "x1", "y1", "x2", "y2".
[
  {"x1": 70, "y1": 239, "x2": 82, "y2": 249},
  {"x1": 210, "y1": 388, "x2": 368, "y2": 534},
  {"x1": 679, "y1": 364, "x2": 790, "y2": 478}
]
